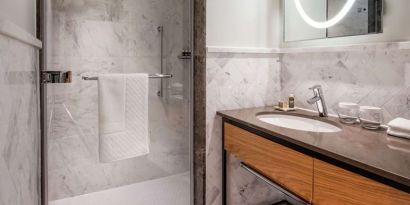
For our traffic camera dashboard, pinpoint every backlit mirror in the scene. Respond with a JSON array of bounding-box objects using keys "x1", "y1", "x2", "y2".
[{"x1": 284, "y1": 0, "x2": 383, "y2": 42}]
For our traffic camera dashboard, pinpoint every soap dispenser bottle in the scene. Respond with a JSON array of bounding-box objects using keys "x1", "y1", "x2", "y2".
[{"x1": 289, "y1": 94, "x2": 295, "y2": 108}]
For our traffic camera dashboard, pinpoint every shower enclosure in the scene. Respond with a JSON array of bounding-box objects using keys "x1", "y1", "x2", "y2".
[{"x1": 39, "y1": 0, "x2": 193, "y2": 204}]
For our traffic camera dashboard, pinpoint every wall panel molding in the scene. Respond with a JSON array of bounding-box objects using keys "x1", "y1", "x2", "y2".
[{"x1": 207, "y1": 41, "x2": 410, "y2": 54}]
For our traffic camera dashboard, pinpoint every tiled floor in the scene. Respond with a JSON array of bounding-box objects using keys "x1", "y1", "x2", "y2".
[{"x1": 49, "y1": 172, "x2": 190, "y2": 205}]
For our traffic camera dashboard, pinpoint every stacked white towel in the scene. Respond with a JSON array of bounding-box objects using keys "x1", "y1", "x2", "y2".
[
  {"x1": 99, "y1": 73, "x2": 150, "y2": 163},
  {"x1": 387, "y1": 118, "x2": 410, "y2": 139}
]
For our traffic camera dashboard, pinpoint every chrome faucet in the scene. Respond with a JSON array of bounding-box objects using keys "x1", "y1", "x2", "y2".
[{"x1": 307, "y1": 85, "x2": 328, "y2": 117}]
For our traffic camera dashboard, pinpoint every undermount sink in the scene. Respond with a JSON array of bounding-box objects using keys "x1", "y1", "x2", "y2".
[{"x1": 256, "y1": 114, "x2": 341, "y2": 133}]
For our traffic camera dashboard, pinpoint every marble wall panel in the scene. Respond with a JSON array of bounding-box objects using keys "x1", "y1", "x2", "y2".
[
  {"x1": 0, "y1": 35, "x2": 40, "y2": 205},
  {"x1": 206, "y1": 52, "x2": 287, "y2": 205},
  {"x1": 280, "y1": 49, "x2": 410, "y2": 122}
]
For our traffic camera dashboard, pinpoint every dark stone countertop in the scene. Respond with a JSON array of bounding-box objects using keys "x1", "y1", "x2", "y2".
[{"x1": 217, "y1": 107, "x2": 410, "y2": 191}]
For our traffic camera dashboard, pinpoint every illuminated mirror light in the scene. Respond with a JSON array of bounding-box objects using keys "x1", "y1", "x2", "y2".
[{"x1": 294, "y1": 0, "x2": 356, "y2": 29}]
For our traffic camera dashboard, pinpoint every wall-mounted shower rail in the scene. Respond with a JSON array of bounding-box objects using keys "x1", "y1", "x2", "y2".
[
  {"x1": 158, "y1": 26, "x2": 165, "y2": 97},
  {"x1": 82, "y1": 73, "x2": 173, "y2": 81}
]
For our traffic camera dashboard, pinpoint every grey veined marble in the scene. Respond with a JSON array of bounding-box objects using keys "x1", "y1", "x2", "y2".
[
  {"x1": 280, "y1": 49, "x2": 410, "y2": 122},
  {"x1": 206, "y1": 52, "x2": 287, "y2": 205},
  {"x1": 0, "y1": 35, "x2": 40, "y2": 205},
  {"x1": 47, "y1": 0, "x2": 192, "y2": 201}
]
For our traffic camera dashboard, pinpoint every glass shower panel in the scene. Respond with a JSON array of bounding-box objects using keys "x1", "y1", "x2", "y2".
[{"x1": 45, "y1": 0, "x2": 192, "y2": 204}]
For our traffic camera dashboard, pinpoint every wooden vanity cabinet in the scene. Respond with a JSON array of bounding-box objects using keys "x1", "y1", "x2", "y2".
[
  {"x1": 313, "y1": 159, "x2": 410, "y2": 205},
  {"x1": 224, "y1": 123, "x2": 314, "y2": 202},
  {"x1": 223, "y1": 122, "x2": 410, "y2": 205}
]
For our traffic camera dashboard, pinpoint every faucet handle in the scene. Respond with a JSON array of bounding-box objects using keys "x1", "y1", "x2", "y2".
[{"x1": 309, "y1": 85, "x2": 322, "y2": 90}]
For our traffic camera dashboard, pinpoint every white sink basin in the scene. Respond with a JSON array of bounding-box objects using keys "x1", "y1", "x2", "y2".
[{"x1": 257, "y1": 114, "x2": 341, "y2": 133}]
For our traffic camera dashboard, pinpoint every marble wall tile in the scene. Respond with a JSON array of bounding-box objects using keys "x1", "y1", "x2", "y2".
[
  {"x1": 47, "y1": 0, "x2": 192, "y2": 200},
  {"x1": 0, "y1": 35, "x2": 40, "y2": 205},
  {"x1": 280, "y1": 49, "x2": 410, "y2": 122},
  {"x1": 206, "y1": 52, "x2": 286, "y2": 205}
]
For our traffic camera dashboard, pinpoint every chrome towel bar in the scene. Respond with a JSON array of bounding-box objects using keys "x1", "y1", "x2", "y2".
[{"x1": 82, "y1": 74, "x2": 173, "y2": 81}]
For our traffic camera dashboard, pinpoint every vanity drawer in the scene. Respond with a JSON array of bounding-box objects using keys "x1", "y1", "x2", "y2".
[
  {"x1": 224, "y1": 123, "x2": 313, "y2": 202},
  {"x1": 313, "y1": 159, "x2": 410, "y2": 205}
]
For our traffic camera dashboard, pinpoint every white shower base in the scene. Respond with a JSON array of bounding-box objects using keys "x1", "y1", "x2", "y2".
[{"x1": 49, "y1": 172, "x2": 190, "y2": 205}]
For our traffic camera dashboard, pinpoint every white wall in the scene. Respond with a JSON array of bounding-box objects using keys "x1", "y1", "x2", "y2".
[
  {"x1": 283, "y1": 0, "x2": 410, "y2": 47},
  {"x1": 206, "y1": 0, "x2": 281, "y2": 48},
  {"x1": 0, "y1": 0, "x2": 36, "y2": 34}
]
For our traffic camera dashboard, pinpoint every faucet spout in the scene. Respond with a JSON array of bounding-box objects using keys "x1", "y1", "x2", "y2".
[
  {"x1": 307, "y1": 85, "x2": 328, "y2": 117},
  {"x1": 307, "y1": 96, "x2": 320, "y2": 104}
]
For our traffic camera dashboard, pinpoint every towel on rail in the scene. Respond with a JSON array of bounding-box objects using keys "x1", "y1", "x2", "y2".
[{"x1": 98, "y1": 73, "x2": 150, "y2": 163}]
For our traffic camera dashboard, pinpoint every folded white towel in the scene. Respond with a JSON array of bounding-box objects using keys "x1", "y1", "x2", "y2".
[
  {"x1": 387, "y1": 128, "x2": 410, "y2": 140},
  {"x1": 387, "y1": 117, "x2": 410, "y2": 133},
  {"x1": 99, "y1": 74, "x2": 126, "y2": 134},
  {"x1": 99, "y1": 73, "x2": 150, "y2": 163}
]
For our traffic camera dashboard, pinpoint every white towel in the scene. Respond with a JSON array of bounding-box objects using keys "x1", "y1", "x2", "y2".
[
  {"x1": 387, "y1": 128, "x2": 410, "y2": 140},
  {"x1": 387, "y1": 117, "x2": 410, "y2": 133},
  {"x1": 99, "y1": 73, "x2": 150, "y2": 163},
  {"x1": 387, "y1": 118, "x2": 410, "y2": 140}
]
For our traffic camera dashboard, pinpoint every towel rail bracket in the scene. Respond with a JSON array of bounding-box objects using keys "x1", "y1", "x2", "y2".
[{"x1": 41, "y1": 71, "x2": 72, "y2": 84}]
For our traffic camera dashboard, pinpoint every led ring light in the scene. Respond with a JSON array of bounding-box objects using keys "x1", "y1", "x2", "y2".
[{"x1": 294, "y1": 0, "x2": 356, "y2": 28}]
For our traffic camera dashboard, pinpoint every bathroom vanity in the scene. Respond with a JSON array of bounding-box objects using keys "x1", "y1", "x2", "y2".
[{"x1": 218, "y1": 107, "x2": 410, "y2": 205}]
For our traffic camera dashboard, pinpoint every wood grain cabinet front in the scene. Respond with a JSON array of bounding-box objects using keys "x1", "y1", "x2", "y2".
[
  {"x1": 223, "y1": 122, "x2": 410, "y2": 204},
  {"x1": 224, "y1": 123, "x2": 314, "y2": 202},
  {"x1": 313, "y1": 159, "x2": 410, "y2": 205}
]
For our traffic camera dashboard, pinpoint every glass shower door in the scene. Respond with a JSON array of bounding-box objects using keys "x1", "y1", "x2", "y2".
[{"x1": 42, "y1": 0, "x2": 193, "y2": 204}]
